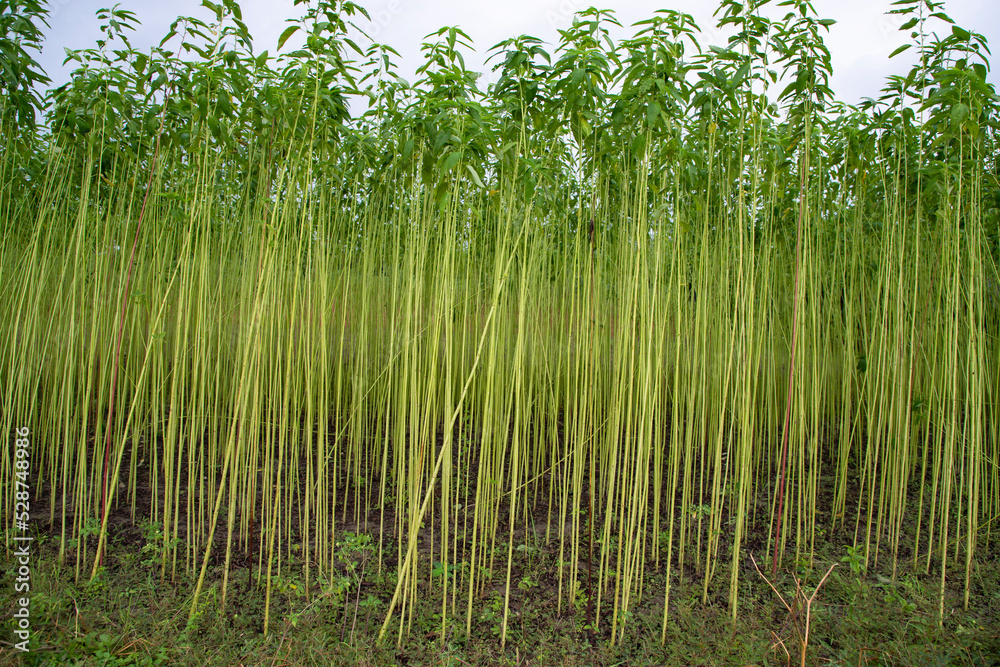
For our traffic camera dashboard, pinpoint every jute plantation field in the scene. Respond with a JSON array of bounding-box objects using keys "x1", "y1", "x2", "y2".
[{"x1": 1, "y1": 0, "x2": 999, "y2": 664}]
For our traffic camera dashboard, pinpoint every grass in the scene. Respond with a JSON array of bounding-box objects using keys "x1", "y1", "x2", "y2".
[{"x1": 4, "y1": 514, "x2": 999, "y2": 666}]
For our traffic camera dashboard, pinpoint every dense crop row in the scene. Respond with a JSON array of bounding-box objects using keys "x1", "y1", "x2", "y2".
[{"x1": 1, "y1": 0, "x2": 997, "y2": 646}]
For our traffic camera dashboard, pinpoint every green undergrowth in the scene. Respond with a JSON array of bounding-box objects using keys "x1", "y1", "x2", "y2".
[{"x1": 4, "y1": 523, "x2": 997, "y2": 667}]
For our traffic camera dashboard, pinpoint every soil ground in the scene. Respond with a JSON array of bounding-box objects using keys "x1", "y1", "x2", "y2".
[{"x1": 3, "y1": 434, "x2": 999, "y2": 666}]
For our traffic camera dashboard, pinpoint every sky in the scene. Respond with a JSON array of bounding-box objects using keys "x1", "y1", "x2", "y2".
[{"x1": 34, "y1": 0, "x2": 1000, "y2": 111}]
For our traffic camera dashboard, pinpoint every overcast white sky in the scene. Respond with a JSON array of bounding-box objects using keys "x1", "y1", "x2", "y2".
[{"x1": 36, "y1": 0, "x2": 999, "y2": 110}]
